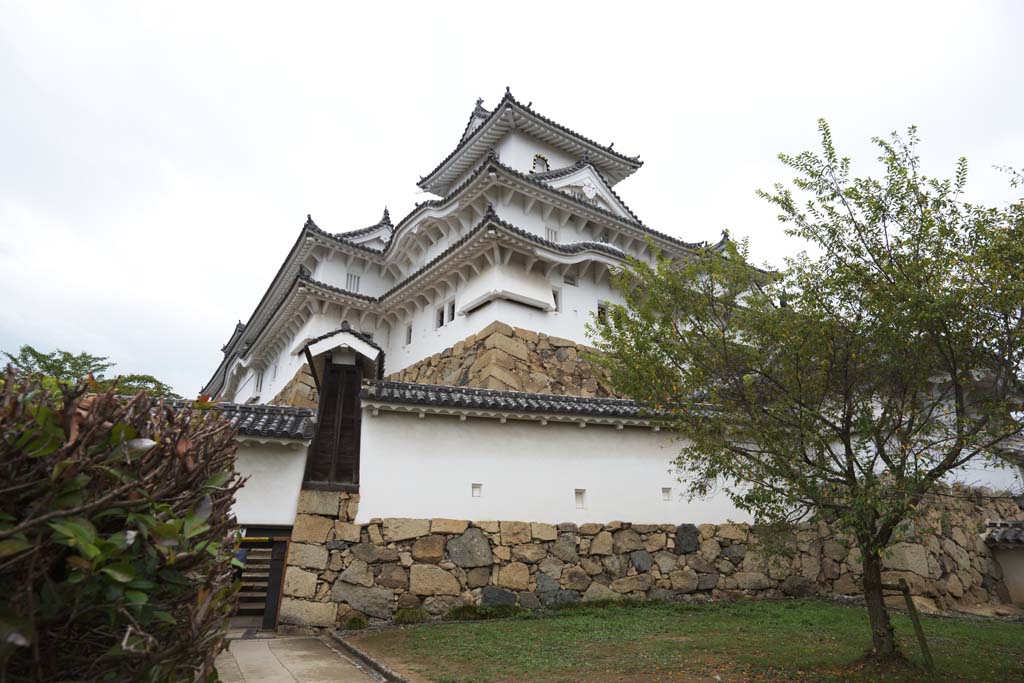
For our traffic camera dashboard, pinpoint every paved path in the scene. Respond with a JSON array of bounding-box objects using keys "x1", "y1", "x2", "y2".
[{"x1": 217, "y1": 637, "x2": 377, "y2": 683}]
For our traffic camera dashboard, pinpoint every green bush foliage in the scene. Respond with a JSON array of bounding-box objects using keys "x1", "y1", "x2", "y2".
[
  {"x1": 394, "y1": 608, "x2": 428, "y2": 625},
  {"x1": 0, "y1": 369, "x2": 243, "y2": 682},
  {"x1": 344, "y1": 615, "x2": 369, "y2": 630}
]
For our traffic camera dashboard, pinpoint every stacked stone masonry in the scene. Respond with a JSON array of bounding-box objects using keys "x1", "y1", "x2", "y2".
[
  {"x1": 387, "y1": 321, "x2": 622, "y2": 397},
  {"x1": 277, "y1": 487, "x2": 1023, "y2": 629},
  {"x1": 270, "y1": 363, "x2": 319, "y2": 409}
]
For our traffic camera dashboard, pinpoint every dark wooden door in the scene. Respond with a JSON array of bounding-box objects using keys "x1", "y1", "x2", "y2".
[{"x1": 305, "y1": 362, "x2": 361, "y2": 486}]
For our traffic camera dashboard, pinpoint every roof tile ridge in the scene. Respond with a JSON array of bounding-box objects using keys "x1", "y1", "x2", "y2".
[{"x1": 418, "y1": 90, "x2": 642, "y2": 191}]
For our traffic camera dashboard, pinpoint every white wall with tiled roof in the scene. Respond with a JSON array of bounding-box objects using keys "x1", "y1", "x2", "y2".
[{"x1": 357, "y1": 409, "x2": 750, "y2": 525}]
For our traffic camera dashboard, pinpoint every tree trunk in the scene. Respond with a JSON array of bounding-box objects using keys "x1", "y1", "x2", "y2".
[{"x1": 861, "y1": 547, "x2": 899, "y2": 657}]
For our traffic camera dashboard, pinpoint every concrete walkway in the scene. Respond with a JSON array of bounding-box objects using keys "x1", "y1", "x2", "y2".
[{"x1": 217, "y1": 637, "x2": 377, "y2": 683}]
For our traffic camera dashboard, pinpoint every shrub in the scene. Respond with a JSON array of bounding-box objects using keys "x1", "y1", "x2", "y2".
[
  {"x1": 0, "y1": 370, "x2": 243, "y2": 682},
  {"x1": 394, "y1": 608, "x2": 428, "y2": 625},
  {"x1": 444, "y1": 604, "x2": 523, "y2": 621},
  {"x1": 344, "y1": 615, "x2": 369, "y2": 630}
]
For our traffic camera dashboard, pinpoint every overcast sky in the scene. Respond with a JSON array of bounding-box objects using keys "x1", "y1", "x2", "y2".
[{"x1": 1, "y1": 1, "x2": 1021, "y2": 396}]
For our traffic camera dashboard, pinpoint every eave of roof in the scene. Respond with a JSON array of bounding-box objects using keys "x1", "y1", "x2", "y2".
[
  {"x1": 345, "y1": 153, "x2": 708, "y2": 259},
  {"x1": 162, "y1": 399, "x2": 315, "y2": 441},
  {"x1": 336, "y1": 208, "x2": 393, "y2": 240},
  {"x1": 311, "y1": 206, "x2": 628, "y2": 304},
  {"x1": 985, "y1": 521, "x2": 1024, "y2": 548},
  {"x1": 361, "y1": 379, "x2": 664, "y2": 425},
  {"x1": 418, "y1": 90, "x2": 643, "y2": 195},
  {"x1": 304, "y1": 321, "x2": 383, "y2": 353}
]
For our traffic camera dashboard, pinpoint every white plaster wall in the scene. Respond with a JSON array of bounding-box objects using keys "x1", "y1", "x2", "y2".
[
  {"x1": 233, "y1": 442, "x2": 307, "y2": 527},
  {"x1": 994, "y1": 549, "x2": 1024, "y2": 604},
  {"x1": 357, "y1": 410, "x2": 749, "y2": 525},
  {"x1": 446, "y1": 131, "x2": 575, "y2": 191},
  {"x1": 947, "y1": 459, "x2": 1024, "y2": 494},
  {"x1": 382, "y1": 271, "x2": 623, "y2": 375},
  {"x1": 312, "y1": 252, "x2": 391, "y2": 297},
  {"x1": 496, "y1": 131, "x2": 575, "y2": 177}
]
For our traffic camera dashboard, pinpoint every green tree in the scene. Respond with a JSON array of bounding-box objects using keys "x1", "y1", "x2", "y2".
[
  {"x1": 3, "y1": 344, "x2": 179, "y2": 398},
  {"x1": 590, "y1": 122, "x2": 1024, "y2": 659}
]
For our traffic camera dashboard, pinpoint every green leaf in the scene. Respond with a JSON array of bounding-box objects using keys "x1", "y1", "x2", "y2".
[
  {"x1": 49, "y1": 517, "x2": 97, "y2": 549},
  {"x1": 185, "y1": 522, "x2": 210, "y2": 539},
  {"x1": 0, "y1": 537, "x2": 31, "y2": 558},
  {"x1": 125, "y1": 590, "x2": 148, "y2": 605},
  {"x1": 203, "y1": 472, "x2": 230, "y2": 489},
  {"x1": 110, "y1": 422, "x2": 137, "y2": 446},
  {"x1": 153, "y1": 610, "x2": 176, "y2": 625},
  {"x1": 101, "y1": 563, "x2": 135, "y2": 583}
]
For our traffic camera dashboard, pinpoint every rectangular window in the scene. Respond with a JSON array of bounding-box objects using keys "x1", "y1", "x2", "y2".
[
  {"x1": 346, "y1": 273, "x2": 361, "y2": 292},
  {"x1": 662, "y1": 487, "x2": 672, "y2": 501},
  {"x1": 574, "y1": 489, "x2": 586, "y2": 510},
  {"x1": 552, "y1": 287, "x2": 561, "y2": 312},
  {"x1": 305, "y1": 363, "x2": 362, "y2": 488},
  {"x1": 436, "y1": 300, "x2": 456, "y2": 328},
  {"x1": 472, "y1": 483, "x2": 482, "y2": 498},
  {"x1": 597, "y1": 301, "x2": 609, "y2": 325},
  {"x1": 255, "y1": 371, "x2": 263, "y2": 393},
  {"x1": 546, "y1": 227, "x2": 559, "y2": 242},
  {"x1": 563, "y1": 273, "x2": 578, "y2": 287},
  {"x1": 405, "y1": 324, "x2": 413, "y2": 346}
]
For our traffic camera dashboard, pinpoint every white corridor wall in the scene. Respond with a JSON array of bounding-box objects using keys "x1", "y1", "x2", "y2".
[
  {"x1": 233, "y1": 442, "x2": 307, "y2": 527},
  {"x1": 357, "y1": 409, "x2": 750, "y2": 525}
]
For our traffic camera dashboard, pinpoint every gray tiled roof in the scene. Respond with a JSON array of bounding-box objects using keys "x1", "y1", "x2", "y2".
[
  {"x1": 984, "y1": 521, "x2": 1024, "y2": 547},
  {"x1": 361, "y1": 379, "x2": 660, "y2": 420},
  {"x1": 335, "y1": 208, "x2": 393, "y2": 239},
  {"x1": 163, "y1": 399, "x2": 315, "y2": 440},
  {"x1": 305, "y1": 321, "x2": 383, "y2": 353},
  {"x1": 419, "y1": 89, "x2": 642, "y2": 191}
]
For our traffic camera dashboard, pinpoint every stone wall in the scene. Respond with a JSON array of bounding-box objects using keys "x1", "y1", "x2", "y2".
[
  {"x1": 276, "y1": 487, "x2": 1023, "y2": 630},
  {"x1": 269, "y1": 363, "x2": 319, "y2": 409},
  {"x1": 387, "y1": 321, "x2": 621, "y2": 398}
]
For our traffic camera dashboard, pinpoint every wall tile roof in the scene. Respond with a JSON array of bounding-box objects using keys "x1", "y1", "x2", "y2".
[
  {"x1": 419, "y1": 90, "x2": 642, "y2": 193},
  {"x1": 361, "y1": 379, "x2": 660, "y2": 420},
  {"x1": 984, "y1": 521, "x2": 1024, "y2": 547},
  {"x1": 163, "y1": 399, "x2": 315, "y2": 441}
]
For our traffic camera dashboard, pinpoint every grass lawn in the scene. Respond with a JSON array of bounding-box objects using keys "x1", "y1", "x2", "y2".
[{"x1": 346, "y1": 600, "x2": 1024, "y2": 683}]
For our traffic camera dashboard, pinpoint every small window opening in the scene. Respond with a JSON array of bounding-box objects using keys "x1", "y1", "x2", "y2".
[
  {"x1": 346, "y1": 273, "x2": 361, "y2": 292},
  {"x1": 574, "y1": 489, "x2": 586, "y2": 509},
  {"x1": 405, "y1": 324, "x2": 413, "y2": 346},
  {"x1": 531, "y1": 154, "x2": 549, "y2": 174},
  {"x1": 447, "y1": 300, "x2": 456, "y2": 323},
  {"x1": 436, "y1": 306, "x2": 446, "y2": 329},
  {"x1": 597, "y1": 301, "x2": 609, "y2": 325},
  {"x1": 563, "y1": 273, "x2": 578, "y2": 287},
  {"x1": 545, "y1": 227, "x2": 559, "y2": 242},
  {"x1": 662, "y1": 487, "x2": 672, "y2": 501},
  {"x1": 472, "y1": 483, "x2": 482, "y2": 498},
  {"x1": 552, "y1": 287, "x2": 562, "y2": 312},
  {"x1": 255, "y1": 371, "x2": 263, "y2": 393}
]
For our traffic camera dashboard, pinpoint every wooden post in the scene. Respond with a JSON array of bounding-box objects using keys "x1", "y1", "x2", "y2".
[{"x1": 882, "y1": 579, "x2": 934, "y2": 672}]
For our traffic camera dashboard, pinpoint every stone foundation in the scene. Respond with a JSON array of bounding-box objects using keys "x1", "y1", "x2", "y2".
[
  {"x1": 269, "y1": 363, "x2": 319, "y2": 409},
  {"x1": 276, "y1": 487, "x2": 1022, "y2": 630},
  {"x1": 387, "y1": 321, "x2": 622, "y2": 397}
]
